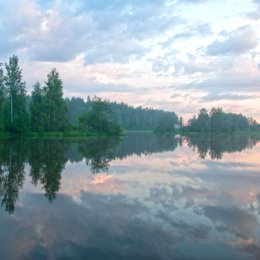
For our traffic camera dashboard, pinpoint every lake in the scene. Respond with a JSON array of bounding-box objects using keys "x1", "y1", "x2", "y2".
[{"x1": 0, "y1": 133, "x2": 260, "y2": 260}]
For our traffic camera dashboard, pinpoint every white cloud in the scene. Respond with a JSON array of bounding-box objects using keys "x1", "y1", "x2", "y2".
[
  {"x1": 207, "y1": 26, "x2": 258, "y2": 56},
  {"x1": 0, "y1": 0, "x2": 259, "y2": 121}
]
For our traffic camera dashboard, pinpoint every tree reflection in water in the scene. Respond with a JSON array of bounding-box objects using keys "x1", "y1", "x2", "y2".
[
  {"x1": 0, "y1": 139, "x2": 28, "y2": 214},
  {"x1": 78, "y1": 137, "x2": 121, "y2": 174},
  {"x1": 0, "y1": 133, "x2": 259, "y2": 213},
  {"x1": 29, "y1": 140, "x2": 68, "y2": 201},
  {"x1": 185, "y1": 134, "x2": 260, "y2": 159}
]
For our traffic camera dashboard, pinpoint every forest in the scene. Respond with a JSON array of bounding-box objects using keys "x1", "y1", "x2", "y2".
[
  {"x1": 0, "y1": 55, "x2": 179, "y2": 136},
  {"x1": 0, "y1": 55, "x2": 258, "y2": 136},
  {"x1": 65, "y1": 97, "x2": 178, "y2": 132},
  {"x1": 185, "y1": 108, "x2": 259, "y2": 133}
]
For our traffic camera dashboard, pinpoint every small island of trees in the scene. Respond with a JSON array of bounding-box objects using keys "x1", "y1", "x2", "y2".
[
  {"x1": 184, "y1": 108, "x2": 259, "y2": 134},
  {"x1": 0, "y1": 55, "x2": 258, "y2": 137}
]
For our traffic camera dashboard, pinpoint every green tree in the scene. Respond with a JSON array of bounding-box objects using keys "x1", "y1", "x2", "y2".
[
  {"x1": 79, "y1": 97, "x2": 122, "y2": 136},
  {"x1": 179, "y1": 116, "x2": 183, "y2": 128},
  {"x1": 0, "y1": 64, "x2": 6, "y2": 131},
  {"x1": 4, "y1": 55, "x2": 28, "y2": 132},
  {"x1": 210, "y1": 108, "x2": 224, "y2": 133},
  {"x1": 154, "y1": 113, "x2": 177, "y2": 133},
  {"x1": 30, "y1": 82, "x2": 45, "y2": 132},
  {"x1": 186, "y1": 107, "x2": 255, "y2": 133},
  {"x1": 65, "y1": 97, "x2": 179, "y2": 131},
  {"x1": 44, "y1": 68, "x2": 67, "y2": 131},
  {"x1": 197, "y1": 108, "x2": 210, "y2": 132}
]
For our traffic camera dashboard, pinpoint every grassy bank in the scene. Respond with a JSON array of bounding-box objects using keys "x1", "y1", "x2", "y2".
[
  {"x1": 0, "y1": 130, "x2": 123, "y2": 139},
  {"x1": 1, "y1": 129, "x2": 259, "y2": 139},
  {"x1": 123, "y1": 129, "x2": 154, "y2": 134},
  {"x1": 179, "y1": 130, "x2": 260, "y2": 136}
]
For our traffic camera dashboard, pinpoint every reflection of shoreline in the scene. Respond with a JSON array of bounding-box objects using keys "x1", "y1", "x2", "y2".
[
  {"x1": 184, "y1": 134, "x2": 260, "y2": 159},
  {"x1": 0, "y1": 133, "x2": 259, "y2": 213}
]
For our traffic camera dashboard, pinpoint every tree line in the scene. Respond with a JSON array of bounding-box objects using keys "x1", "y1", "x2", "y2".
[
  {"x1": 0, "y1": 55, "x2": 67, "y2": 133},
  {"x1": 0, "y1": 55, "x2": 258, "y2": 135},
  {"x1": 184, "y1": 108, "x2": 259, "y2": 133},
  {"x1": 0, "y1": 55, "x2": 179, "y2": 135},
  {"x1": 65, "y1": 97, "x2": 179, "y2": 131}
]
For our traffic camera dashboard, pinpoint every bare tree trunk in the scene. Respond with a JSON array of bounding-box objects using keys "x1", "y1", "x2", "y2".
[
  {"x1": 48, "y1": 108, "x2": 51, "y2": 131},
  {"x1": 10, "y1": 94, "x2": 13, "y2": 124}
]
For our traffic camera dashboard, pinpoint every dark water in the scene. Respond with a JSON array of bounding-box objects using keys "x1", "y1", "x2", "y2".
[{"x1": 0, "y1": 133, "x2": 260, "y2": 260}]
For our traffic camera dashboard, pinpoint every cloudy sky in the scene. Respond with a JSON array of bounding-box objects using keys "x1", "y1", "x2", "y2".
[{"x1": 0, "y1": 0, "x2": 260, "y2": 121}]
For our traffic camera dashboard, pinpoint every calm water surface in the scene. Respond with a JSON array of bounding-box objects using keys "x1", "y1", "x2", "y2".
[{"x1": 0, "y1": 133, "x2": 260, "y2": 260}]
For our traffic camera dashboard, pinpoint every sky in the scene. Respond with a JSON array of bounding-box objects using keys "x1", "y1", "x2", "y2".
[{"x1": 0, "y1": 0, "x2": 260, "y2": 121}]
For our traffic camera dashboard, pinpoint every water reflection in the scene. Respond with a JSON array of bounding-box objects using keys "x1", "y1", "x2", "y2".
[
  {"x1": 185, "y1": 134, "x2": 260, "y2": 159},
  {"x1": 0, "y1": 134, "x2": 259, "y2": 214},
  {"x1": 0, "y1": 134, "x2": 260, "y2": 259},
  {"x1": 29, "y1": 140, "x2": 67, "y2": 201},
  {"x1": 78, "y1": 138, "x2": 121, "y2": 173},
  {"x1": 0, "y1": 139, "x2": 28, "y2": 214}
]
